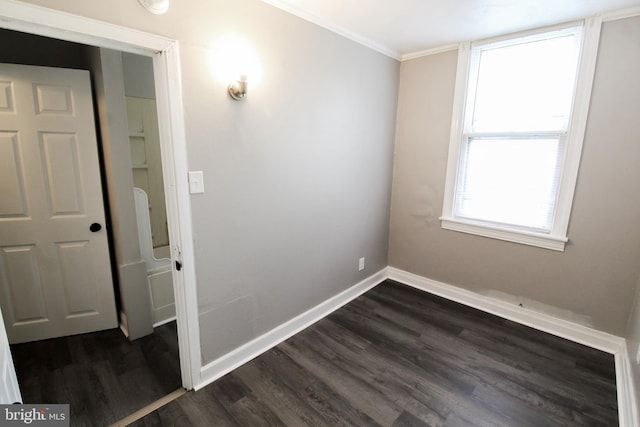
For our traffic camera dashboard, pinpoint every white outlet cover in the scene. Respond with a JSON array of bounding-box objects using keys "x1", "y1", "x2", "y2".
[{"x1": 636, "y1": 344, "x2": 640, "y2": 365}]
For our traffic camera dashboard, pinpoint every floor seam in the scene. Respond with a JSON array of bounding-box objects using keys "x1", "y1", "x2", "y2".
[{"x1": 109, "y1": 388, "x2": 186, "y2": 426}]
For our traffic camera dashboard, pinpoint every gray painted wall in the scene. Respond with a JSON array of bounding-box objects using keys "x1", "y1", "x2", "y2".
[
  {"x1": 389, "y1": 17, "x2": 640, "y2": 336},
  {"x1": 122, "y1": 52, "x2": 155, "y2": 99},
  {"x1": 17, "y1": 0, "x2": 399, "y2": 364},
  {"x1": 185, "y1": 9, "x2": 398, "y2": 364}
]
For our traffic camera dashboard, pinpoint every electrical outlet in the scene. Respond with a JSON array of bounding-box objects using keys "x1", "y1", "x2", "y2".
[
  {"x1": 358, "y1": 257, "x2": 365, "y2": 271},
  {"x1": 636, "y1": 345, "x2": 640, "y2": 365}
]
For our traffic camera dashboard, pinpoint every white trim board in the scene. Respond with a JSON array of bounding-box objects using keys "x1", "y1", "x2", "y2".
[
  {"x1": 401, "y1": 7, "x2": 640, "y2": 62},
  {"x1": 386, "y1": 267, "x2": 624, "y2": 353},
  {"x1": 602, "y1": 5, "x2": 640, "y2": 22},
  {"x1": 197, "y1": 268, "x2": 388, "y2": 390},
  {"x1": 260, "y1": 0, "x2": 401, "y2": 60},
  {"x1": 0, "y1": 0, "x2": 170, "y2": 54},
  {"x1": 153, "y1": 316, "x2": 178, "y2": 329},
  {"x1": 615, "y1": 346, "x2": 640, "y2": 427},
  {"x1": 386, "y1": 267, "x2": 637, "y2": 427},
  {"x1": 401, "y1": 44, "x2": 458, "y2": 61},
  {"x1": 0, "y1": 0, "x2": 202, "y2": 391}
]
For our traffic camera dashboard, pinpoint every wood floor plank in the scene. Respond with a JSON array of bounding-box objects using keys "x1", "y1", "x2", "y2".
[
  {"x1": 279, "y1": 337, "x2": 403, "y2": 426},
  {"x1": 12, "y1": 321, "x2": 182, "y2": 427},
  {"x1": 228, "y1": 393, "x2": 286, "y2": 427},
  {"x1": 181, "y1": 387, "x2": 239, "y2": 426},
  {"x1": 392, "y1": 410, "x2": 431, "y2": 427},
  {"x1": 330, "y1": 303, "x2": 480, "y2": 397},
  {"x1": 134, "y1": 281, "x2": 618, "y2": 426},
  {"x1": 234, "y1": 360, "x2": 329, "y2": 427},
  {"x1": 254, "y1": 348, "x2": 381, "y2": 427},
  {"x1": 306, "y1": 322, "x2": 452, "y2": 426},
  {"x1": 172, "y1": 392, "x2": 237, "y2": 427}
]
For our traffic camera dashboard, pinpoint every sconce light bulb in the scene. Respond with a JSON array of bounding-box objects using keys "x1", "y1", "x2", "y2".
[{"x1": 228, "y1": 78, "x2": 248, "y2": 101}]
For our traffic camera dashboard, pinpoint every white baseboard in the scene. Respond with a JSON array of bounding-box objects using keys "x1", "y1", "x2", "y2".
[
  {"x1": 196, "y1": 268, "x2": 387, "y2": 391},
  {"x1": 386, "y1": 267, "x2": 637, "y2": 427},
  {"x1": 386, "y1": 267, "x2": 624, "y2": 353},
  {"x1": 153, "y1": 316, "x2": 177, "y2": 329}
]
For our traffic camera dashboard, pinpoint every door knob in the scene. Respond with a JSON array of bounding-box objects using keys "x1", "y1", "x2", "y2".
[{"x1": 90, "y1": 223, "x2": 102, "y2": 232}]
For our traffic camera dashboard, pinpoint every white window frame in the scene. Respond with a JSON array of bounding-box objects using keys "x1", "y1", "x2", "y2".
[{"x1": 440, "y1": 18, "x2": 602, "y2": 251}]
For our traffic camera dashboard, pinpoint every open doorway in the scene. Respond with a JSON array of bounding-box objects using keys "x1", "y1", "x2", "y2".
[
  {"x1": 0, "y1": 28, "x2": 181, "y2": 423},
  {"x1": 0, "y1": 0, "x2": 202, "y2": 419}
]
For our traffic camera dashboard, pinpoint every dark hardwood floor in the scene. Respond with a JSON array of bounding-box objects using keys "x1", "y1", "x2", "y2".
[
  {"x1": 11, "y1": 321, "x2": 181, "y2": 427},
  {"x1": 132, "y1": 280, "x2": 618, "y2": 427}
]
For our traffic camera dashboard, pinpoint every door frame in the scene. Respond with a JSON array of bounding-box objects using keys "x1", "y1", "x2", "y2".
[{"x1": 0, "y1": 0, "x2": 201, "y2": 390}]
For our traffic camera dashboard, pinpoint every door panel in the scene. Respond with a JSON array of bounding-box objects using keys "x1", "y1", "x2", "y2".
[
  {"x1": 0, "y1": 133, "x2": 28, "y2": 217},
  {"x1": 0, "y1": 63, "x2": 117, "y2": 344},
  {"x1": 41, "y1": 132, "x2": 84, "y2": 215},
  {"x1": 34, "y1": 84, "x2": 74, "y2": 115},
  {"x1": 0, "y1": 245, "x2": 47, "y2": 324},
  {"x1": 57, "y1": 240, "x2": 98, "y2": 316},
  {"x1": 0, "y1": 81, "x2": 15, "y2": 112}
]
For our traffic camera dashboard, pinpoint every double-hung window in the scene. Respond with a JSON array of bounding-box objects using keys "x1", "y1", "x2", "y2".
[{"x1": 440, "y1": 20, "x2": 601, "y2": 251}]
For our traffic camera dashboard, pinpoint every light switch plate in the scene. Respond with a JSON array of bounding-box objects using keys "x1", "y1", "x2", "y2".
[{"x1": 188, "y1": 171, "x2": 205, "y2": 194}]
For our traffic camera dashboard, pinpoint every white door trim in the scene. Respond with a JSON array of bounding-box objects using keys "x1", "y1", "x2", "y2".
[{"x1": 0, "y1": 0, "x2": 201, "y2": 389}]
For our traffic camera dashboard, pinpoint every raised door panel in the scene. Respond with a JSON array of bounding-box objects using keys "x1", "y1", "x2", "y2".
[
  {"x1": 40, "y1": 132, "x2": 84, "y2": 216},
  {"x1": 56, "y1": 240, "x2": 99, "y2": 317},
  {"x1": 34, "y1": 84, "x2": 74, "y2": 116},
  {"x1": 0, "y1": 245, "x2": 48, "y2": 327},
  {"x1": 0, "y1": 133, "x2": 28, "y2": 219},
  {"x1": 0, "y1": 81, "x2": 15, "y2": 113}
]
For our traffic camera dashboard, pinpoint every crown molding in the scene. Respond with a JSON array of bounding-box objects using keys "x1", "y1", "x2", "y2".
[
  {"x1": 261, "y1": 0, "x2": 401, "y2": 60},
  {"x1": 401, "y1": 43, "x2": 459, "y2": 61},
  {"x1": 601, "y1": 5, "x2": 640, "y2": 21}
]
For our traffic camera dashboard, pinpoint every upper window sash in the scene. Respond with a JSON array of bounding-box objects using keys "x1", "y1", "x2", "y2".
[
  {"x1": 465, "y1": 26, "x2": 582, "y2": 135},
  {"x1": 440, "y1": 18, "x2": 603, "y2": 251}
]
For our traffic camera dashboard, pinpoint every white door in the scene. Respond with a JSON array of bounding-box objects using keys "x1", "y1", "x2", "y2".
[{"x1": 0, "y1": 63, "x2": 117, "y2": 344}]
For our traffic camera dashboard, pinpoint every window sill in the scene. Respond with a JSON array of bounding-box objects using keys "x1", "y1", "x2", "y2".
[{"x1": 439, "y1": 217, "x2": 568, "y2": 251}]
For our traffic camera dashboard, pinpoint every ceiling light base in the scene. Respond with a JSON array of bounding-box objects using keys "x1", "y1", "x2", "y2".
[{"x1": 138, "y1": 0, "x2": 169, "y2": 15}]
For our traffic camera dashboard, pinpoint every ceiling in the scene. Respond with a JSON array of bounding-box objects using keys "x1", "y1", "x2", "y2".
[{"x1": 262, "y1": 0, "x2": 640, "y2": 59}]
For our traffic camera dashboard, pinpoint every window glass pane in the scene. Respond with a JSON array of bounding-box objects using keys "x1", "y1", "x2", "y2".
[
  {"x1": 472, "y1": 34, "x2": 579, "y2": 133},
  {"x1": 455, "y1": 137, "x2": 563, "y2": 231}
]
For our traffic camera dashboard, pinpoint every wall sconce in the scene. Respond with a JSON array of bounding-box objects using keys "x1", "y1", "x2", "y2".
[
  {"x1": 228, "y1": 74, "x2": 248, "y2": 100},
  {"x1": 209, "y1": 35, "x2": 262, "y2": 101},
  {"x1": 138, "y1": 0, "x2": 169, "y2": 14}
]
